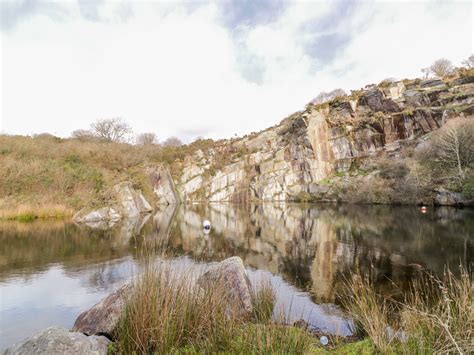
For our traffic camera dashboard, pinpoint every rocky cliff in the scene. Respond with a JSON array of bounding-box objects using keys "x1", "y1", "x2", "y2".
[{"x1": 154, "y1": 75, "x2": 474, "y2": 206}]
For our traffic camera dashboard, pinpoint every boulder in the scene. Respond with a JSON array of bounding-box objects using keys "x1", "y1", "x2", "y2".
[
  {"x1": 420, "y1": 78, "x2": 445, "y2": 89},
  {"x1": 113, "y1": 181, "x2": 152, "y2": 217},
  {"x1": 148, "y1": 166, "x2": 180, "y2": 205},
  {"x1": 453, "y1": 75, "x2": 474, "y2": 85},
  {"x1": 404, "y1": 90, "x2": 430, "y2": 107},
  {"x1": 2, "y1": 327, "x2": 110, "y2": 355},
  {"x1": 359, "y1": 89, "x2": 400, "y2": 113},
  {"x1": 434, "y1": 187, "x2": 472, "y2": 206},
  {"x1": 73, "y1": 207, "x2": 121, "y2": 224},
  {"x1": 73, "y1": 182, "x2": 152, "y2": 224},
  {"x1": 198, "y1": 256, "x2": 253, "y2": 319},
  {"x1": 72, "y1": 284, "x2": 130, "y2": 338}
]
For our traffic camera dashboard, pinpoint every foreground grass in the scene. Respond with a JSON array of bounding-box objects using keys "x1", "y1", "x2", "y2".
[
  {"x1": 112, "y1": 260, "x2": 373, "y2": 354},
  {"x1": 110, "y1": 260, "x2": 472, "y2": 354},
  {"x1": 115, "y1": 261, "x2": 294, "y2": 353},
  {"x1": 342, "y1": 266, "x2": 473, "y2": 354}
]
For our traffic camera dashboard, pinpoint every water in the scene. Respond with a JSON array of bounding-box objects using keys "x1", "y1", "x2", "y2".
[{"x1": 0, "y1": 203, "x2": 472, "y2": 348}]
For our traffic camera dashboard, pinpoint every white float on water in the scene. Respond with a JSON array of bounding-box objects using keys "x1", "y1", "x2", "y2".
[{"x1": 203, "y1": 220, "x2": 211, "y2": 230}]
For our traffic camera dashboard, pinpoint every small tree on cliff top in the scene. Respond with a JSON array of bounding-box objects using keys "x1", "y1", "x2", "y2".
[
  {"x1": 312, "y1": 88, "x2": 346, "y2": 104},
  {"x1": 136, "y1": 132, "x2": 159, "y2": 146},
  {"x1": 428, "y1": 58, "x2": 454, "y2": 78},
  {"x1": 462, "y1": 54, "x2": 474, "y2": 69},
  {"x1": 90, "y1": 118, "x2": 132, "y2": 143},
  {"x1": 163, "y1": 136, "x2": 183, "y2": 147}
]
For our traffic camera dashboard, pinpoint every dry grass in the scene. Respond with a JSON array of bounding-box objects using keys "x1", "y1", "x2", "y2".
[
  {"x1": 0, "y1": 135, "x2": 156, "y2": 219},
  {"x1": 0, "y1": 201, "x2": 74, "y2": 221},
  {"x1": 341, "y1": 274, "x2": 394, "y2": 353},
  {"x1": 400, "y1": 267, "x2": 473, "y2": 353},
  {"x1": 342, "y1": 266, "x2": 473, "y2": 354},
  {"x1": 0, "y1": 134, "x2": 222, "y2": 219}
]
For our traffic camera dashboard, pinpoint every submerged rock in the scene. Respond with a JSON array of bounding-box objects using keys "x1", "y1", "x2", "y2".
[
  {"x1": 2, "y1": 326, "x2": 110, "y2": 355},
  {"x1": 72, "y1": 284, "x2": 130, "y2": 338},
  {"x1": 198, "y1": 256, "x2": 253, "y2": 318}
]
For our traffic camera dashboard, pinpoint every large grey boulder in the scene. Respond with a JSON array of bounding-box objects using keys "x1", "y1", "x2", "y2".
[
  {"x1": 72, "y1": 284, "x2": 130, "y2": 338},
  {"x1": 2, "y1": 327, "x2": 110, "y2": 355},
  {"x1": 198, "y1": 256, "x2": 253, "y2": 319}
]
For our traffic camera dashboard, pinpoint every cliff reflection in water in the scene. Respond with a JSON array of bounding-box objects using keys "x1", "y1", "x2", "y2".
[
  {"x1": 156, "y1": 203, "x2": 473, "y2": 303},
  {"x1": 1, "y1": 203, "x2": 472, "y2": 301}
]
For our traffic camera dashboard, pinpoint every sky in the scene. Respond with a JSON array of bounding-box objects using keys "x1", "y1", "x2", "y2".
[{"x1": 1, "y1": 0, "x2": 473, "y2": 142}]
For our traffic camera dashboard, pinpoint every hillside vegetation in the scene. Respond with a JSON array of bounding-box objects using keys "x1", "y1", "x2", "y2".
[{"x1": 0, "y1": 135, "x2": 216, "y2": 220}]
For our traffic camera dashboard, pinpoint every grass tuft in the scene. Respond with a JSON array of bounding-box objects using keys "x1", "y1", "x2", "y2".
[
  {"x1": 341, "y1": 266, "x2": 473, "y2": 353},
  {"x1": 114, "y1": 260, "x2": 316, "y2": 354}
]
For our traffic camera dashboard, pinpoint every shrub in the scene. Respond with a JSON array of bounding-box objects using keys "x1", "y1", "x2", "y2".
[{"x1": 378, "y1": 160, "x2": 409, "y2": 179}]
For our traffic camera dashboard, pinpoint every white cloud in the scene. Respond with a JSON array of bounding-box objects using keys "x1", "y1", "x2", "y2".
[{"x1": 0, "y1": 0, "x2": 472, "y2": 142}]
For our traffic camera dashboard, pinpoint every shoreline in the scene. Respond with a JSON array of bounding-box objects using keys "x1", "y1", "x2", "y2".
[{"x1": 1, "y1": 199, "x2": 472, "y2": 223}]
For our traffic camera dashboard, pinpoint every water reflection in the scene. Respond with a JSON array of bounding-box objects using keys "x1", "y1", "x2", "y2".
[
  {"x1": 164, "y1": 204, "x2": 473, "y2": 302},
  {"x1": 0, "y1": 204, "x2": 472, "y2": 348}
]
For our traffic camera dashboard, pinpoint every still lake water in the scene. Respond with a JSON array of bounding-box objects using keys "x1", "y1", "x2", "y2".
[{"x1": 0, "y1": 203, "x2": 472, "y2": 348}]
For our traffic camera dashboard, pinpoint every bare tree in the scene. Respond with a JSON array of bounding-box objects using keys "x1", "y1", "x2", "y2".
[
  {"x1": 431, "y1": 119, "x2": 474, "y2": 179},
  {"x1": 312, "y1": 88, "x2": 347, "y2": 104},
  {"x1": 421, "y1": 67, "x2": 430, "y2": 79},
  {"x1": 90, "y1": 118, "x2": 132, "y2": 143},
  {"x1": 428, "y1": 58, "x2": 454, "y2": 77},
  {"x1": 462, "y1": 54, "x2": 474, "y2": 68},
  {"x1": 136, "y1": 132, "x2": 158, "y2": 146},
  {"x1": 163, "y1": 136, "x2": 183, "y2": 147},
  {"x1": 71, "y1": 129, "x2": 96, "y2": 141}
]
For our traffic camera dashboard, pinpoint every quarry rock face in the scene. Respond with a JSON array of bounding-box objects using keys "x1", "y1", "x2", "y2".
[
  {"x1": 169, "y1": 76, "x2": 473, "y2": 205},
  {"x1": 2, "y1": 327, "x2": 110, "y2": 355}
]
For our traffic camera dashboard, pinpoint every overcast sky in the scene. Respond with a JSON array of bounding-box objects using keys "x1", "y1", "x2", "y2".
[{"x1": 1, "y1": 0, "x2": 472, "y2": 142}]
